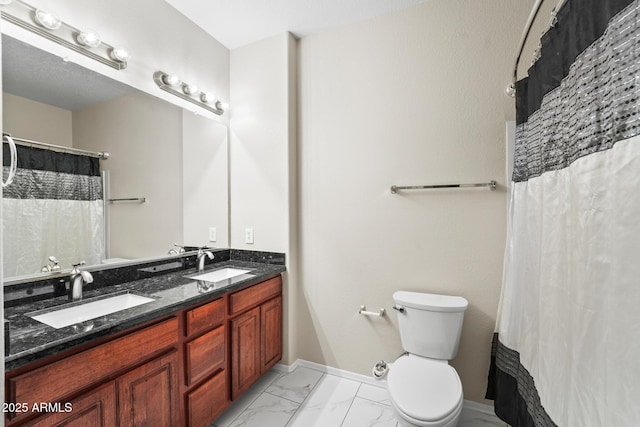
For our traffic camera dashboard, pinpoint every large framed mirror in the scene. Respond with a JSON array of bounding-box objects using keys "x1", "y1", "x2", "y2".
[{"x1": 2, "y1": 34, "x2": 229, "y2": 281}]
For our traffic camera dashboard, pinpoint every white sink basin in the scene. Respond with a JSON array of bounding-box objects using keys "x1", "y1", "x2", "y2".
[
  {"x1": 28, "y1": 292, "x2": 156, "y2": 329},
  {"x1": 188, "y1": 267, "x2": 252, "y2": 283}
]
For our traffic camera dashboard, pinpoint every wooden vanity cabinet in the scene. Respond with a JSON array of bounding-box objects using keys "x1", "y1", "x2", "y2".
[
  {"x1": 229, "y1": 276, "x2": 283, "y2": 400},
  {"x1": 5, "y1": 274, "x2": 283, "y2": 427},
  {"x1": 6, "y1": 317, "x2": 180, "y2": 426}
]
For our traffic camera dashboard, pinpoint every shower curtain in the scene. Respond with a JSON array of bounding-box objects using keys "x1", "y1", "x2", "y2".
[
  {"x1": 2, "y1": 145, "x2": 104, "y2": 277},
  {"x1": 487, "y1": 0, "x2": 640, "y2": 426}
]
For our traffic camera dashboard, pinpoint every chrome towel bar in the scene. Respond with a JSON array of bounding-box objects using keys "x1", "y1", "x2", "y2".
[
  {"x1": 390, "y1": 180, "x2": 497, "y2": 194},
  {"x1": 109, "y1": 197, "x2": 146, "y2": 203},
  {"x1": 359, "y1": 305, "x2": 385, "y2": 317}
]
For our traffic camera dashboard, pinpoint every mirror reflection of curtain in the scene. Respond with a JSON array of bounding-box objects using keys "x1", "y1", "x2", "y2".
[{"x1": 2, "y1": 145, "x2": 104, "y2": 277}]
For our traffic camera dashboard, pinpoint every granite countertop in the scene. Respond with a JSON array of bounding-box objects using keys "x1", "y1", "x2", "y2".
[{"x1": 4, "y1": 259, "x2": 285, "y2": 371}]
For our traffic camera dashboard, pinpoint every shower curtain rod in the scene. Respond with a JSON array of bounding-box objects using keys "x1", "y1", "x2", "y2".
[
  {"x1": 2, "y1": 133, "x2": 109, "y2": 159},
  {"x1": 512, "y1": 0, "x2": 569, "y2": 84}
]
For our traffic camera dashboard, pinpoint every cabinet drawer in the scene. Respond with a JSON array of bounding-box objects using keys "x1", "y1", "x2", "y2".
[
  {"x1": 185, "y1": 326, "x2": 225, "y2": 385},
  {"x1": 8, "y1": 317, "x2": 178, "y2": 420},
  {"x1": 186, "y1": 370, "x2": 227, "y2": 427},
  {"x1": 185, "y1": 297, "x2": 225, "y2": 337},
  {"x1": 229, "y1": 276, "x2": 282, "y2": 315}
]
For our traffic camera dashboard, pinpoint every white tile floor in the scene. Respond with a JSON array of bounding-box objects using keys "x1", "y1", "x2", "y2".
[{"x1": 211, "y1": 366, "x2": 506, "y2": 427}]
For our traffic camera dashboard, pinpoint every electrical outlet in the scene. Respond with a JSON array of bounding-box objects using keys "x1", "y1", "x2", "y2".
[
  {"x1": 209, "y1": 227, "x2": 217, "y2": 242},
  {"x1": 245, "y1": 227, "x2": 254, "y2": 244}
]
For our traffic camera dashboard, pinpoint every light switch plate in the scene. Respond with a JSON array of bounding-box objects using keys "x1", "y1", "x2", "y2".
[{"x1": 209, "y1": 227, "x2": 217, "y2": 242}]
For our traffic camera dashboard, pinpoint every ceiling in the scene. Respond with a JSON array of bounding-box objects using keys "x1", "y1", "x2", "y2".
[{"x1": 164, "y1": 0, "x2": 430, "y2": 50}]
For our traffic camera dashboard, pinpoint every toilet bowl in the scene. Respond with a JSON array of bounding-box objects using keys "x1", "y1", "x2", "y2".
[{"x1": 387, "y1": 354, "x2": 463, "y2": 427}]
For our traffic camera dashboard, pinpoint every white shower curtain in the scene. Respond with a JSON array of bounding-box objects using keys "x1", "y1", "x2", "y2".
[
  {"x1": 487, "y1": 1, "x2": 640, "y2": 426},
  {"x1": 2, "y1": 145, "x2": 104, "y2": 277}
]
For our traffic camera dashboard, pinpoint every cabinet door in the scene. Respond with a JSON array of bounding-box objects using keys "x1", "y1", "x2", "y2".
[
  {"x1": 117, "y1": 351, "x2": 179, "y2": 427},
  {"x1": 27, "y1": 382, "x2": 116, "y2": 427},
  {"x1": 261, "y1": 296, "x2": 282, "y2": 374},
  {"x1": 230, "y1": 306, "x2": 261, "y2": 400}
]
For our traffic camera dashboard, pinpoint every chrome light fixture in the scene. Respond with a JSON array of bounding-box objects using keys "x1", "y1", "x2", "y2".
[
  {"x1": 34, "y1": 8, "x2": 61, "y2": 30},
  {"x1": 153, "y1": 71, "x2": 227, "y2": 116},
  {"x1": 183, "y1": 83, "x2": 199, "y2": 96},
  {"x1": 109, "y1": 47, "x2": 130, "y2": 63},
  {"x1": 76, "y1": 29, "x2": 101, "y2": 48},
  {"x1": 0, "y1": 0, "x2": 129, "y2": 70}
]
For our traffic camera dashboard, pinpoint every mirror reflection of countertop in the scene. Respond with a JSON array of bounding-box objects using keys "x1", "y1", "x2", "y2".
[{"x1": 4, "y1": 259, "x2": 285, "y2": 371}]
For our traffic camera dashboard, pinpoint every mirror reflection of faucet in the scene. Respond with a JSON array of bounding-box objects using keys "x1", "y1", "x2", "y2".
[
  {"x1": 69, "y1": 261, "x2": 93, "y2": 302},
  {"x1": 41, "y1": 256, "x2": 61, "y2": 273},
  {"x1": 168, "y1": 243, "x2": 186, "y2": 255},
  {"x1": 197, "y1": 280, "x2": 213, "y2": 293}
]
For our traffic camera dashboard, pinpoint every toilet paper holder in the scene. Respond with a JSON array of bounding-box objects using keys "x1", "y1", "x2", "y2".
[{"x1": 359, "y1": 305, "x2": 385, "y2": 317}]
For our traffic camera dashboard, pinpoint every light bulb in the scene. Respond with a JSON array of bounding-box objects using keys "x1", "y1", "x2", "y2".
[
  {"x1": 183, "y1": 83, "x2": 199, "y2": 96},
  {"x1": 0, "y1": 0, "x2": 14, "y2": 5},
  {"x1": 76, "y1": 29, "x2": 101, "y2": 48},
  {"x1": 216, "y1": 101, "x2": 229, "y2": 110},
  {"x1": 34, "y1": 9, "x2": 62, "y2": 30},
  {"x1": 200, "y1": 92, "x2": 215, "y2": 103},
  {"x1": 162, "y1": 74, "x2": 181, "y2": 87},
  {"x1": 109, "y1": 47, "x2": 130, "y2": 63}
]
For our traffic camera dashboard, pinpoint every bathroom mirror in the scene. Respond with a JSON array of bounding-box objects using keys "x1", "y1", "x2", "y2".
[{"x1": 1, "y1": 34, "x2": 229, "y2": 280}]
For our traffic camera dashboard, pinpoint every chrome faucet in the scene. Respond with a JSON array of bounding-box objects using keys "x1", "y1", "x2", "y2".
[
  {"x1": 69, "y1": 261, "x2": 93, "y2": 301},
  {"x1": 41, "y1": 256, "x2": 62, "y2": 273},
  {"x1": 168, "y1": 243, "x2": 186, "y2": 255},
  {"x1": 197, "y1": 249, "x2": 214, "y2": 272}
]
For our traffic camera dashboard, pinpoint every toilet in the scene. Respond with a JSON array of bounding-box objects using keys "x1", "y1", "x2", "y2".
[{"x1": 387, "y1": 291, "x2": 468, "y2": 427}]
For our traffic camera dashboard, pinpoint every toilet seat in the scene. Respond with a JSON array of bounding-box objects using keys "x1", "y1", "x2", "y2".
[{"x1": 388, "y1": 354, "x2": 463, "y2": 425}]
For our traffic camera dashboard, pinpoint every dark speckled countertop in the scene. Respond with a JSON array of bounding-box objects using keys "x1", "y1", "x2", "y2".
[{"x1": 5, "y1": 256, "x2": 286, "y2": 371}]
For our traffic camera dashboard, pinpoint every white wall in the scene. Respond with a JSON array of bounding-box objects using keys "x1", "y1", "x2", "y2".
[
  {"x1": 296, "y1": 0, "x2": 533, "y2": 403},
  {"x1": 230, "y1": 32, "x2": 298, "y2": 363}
]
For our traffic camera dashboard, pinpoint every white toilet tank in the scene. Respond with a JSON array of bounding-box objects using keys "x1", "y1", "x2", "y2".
[{"x1": 393, "y1": 291, "x2": 468, "y2": 360}]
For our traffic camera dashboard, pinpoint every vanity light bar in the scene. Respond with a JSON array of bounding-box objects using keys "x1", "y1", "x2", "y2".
[
  {"x1": 0, "y1": 0, "x2": 129, "y2": 70},
  {"x1": 153, "y1": 71, "x2": 227, "y2": 116}
]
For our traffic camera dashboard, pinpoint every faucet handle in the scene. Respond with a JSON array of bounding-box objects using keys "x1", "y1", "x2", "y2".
[
  {"x1": 71, "y1": 261, "x2": 86, "y2": 274},
  {"x1": 49, "y1": 256, "x2": 61, "y2": 272}
]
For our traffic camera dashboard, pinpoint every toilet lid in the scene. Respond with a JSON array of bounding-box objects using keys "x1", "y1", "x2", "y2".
[{"x1": 388, "y1": 356, "x2": 462, "y2": 422}]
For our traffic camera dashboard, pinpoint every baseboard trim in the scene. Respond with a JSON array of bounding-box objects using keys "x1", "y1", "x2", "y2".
[
  {"x1": 274, "y1": 359, "x2": 497, "y2": 417},
  {"x1": 278, "y1": 359, "x2": 387, "y2": 387}
]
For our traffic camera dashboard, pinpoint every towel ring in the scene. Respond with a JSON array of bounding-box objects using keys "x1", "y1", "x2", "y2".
[{"x1": 2, "y1": 135, "x2": 18, "y2": 188}]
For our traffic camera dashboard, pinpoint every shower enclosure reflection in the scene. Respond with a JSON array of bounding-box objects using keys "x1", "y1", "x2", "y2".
[{"x1": 1, "y1": 34, "x2": 229, "y2": 280}]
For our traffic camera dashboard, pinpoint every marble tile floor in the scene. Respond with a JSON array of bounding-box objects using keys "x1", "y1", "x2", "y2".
[{"x1": 211, "y1": 365, "x2": 506, "y2": 427}]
